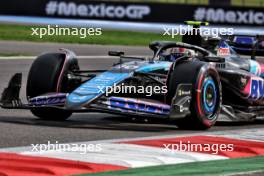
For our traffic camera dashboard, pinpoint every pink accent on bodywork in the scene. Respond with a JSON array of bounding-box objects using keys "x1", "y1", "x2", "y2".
[
  {"x1": 56, "y1": 53, "x2": 69, "y2": 92},
  {"x1": 259, "y1": 62, "x2": 264, "y2": 76},
  {"x1": 243, "y1": 77, "x2": 251, "y2": 95},
  {"x1": 242, "y1": 76, "x2": 262, "y2": 97},
  {"x1": 196, "y1": 73, "x2": 204, "y2": 116}
]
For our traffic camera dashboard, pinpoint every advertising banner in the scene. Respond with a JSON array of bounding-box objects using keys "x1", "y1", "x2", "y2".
[{"x1": 1, "y1": 0, "x2": 264, "y2": 26}]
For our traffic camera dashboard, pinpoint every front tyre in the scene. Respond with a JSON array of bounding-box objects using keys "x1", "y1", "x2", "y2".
[
  {"x1": 167, "y1": 61, "x2": 222, "y2": 130},
  {"x1": 188, "y1": 68, "x2": 221, "y2": 129},
  {"x1": 27, "y1": 53, "x2": 78, "y2": 121}
]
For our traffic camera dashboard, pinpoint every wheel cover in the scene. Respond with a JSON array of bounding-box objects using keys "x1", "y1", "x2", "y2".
[{"x1": 202, "y1": 76, "x2": 217, "y2": 119}]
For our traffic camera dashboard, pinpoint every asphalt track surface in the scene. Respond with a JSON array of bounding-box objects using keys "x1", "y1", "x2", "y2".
[
  {"x1": 0, "y1": 41, "x2": 151, "y2": 56},
  {"x1": 0, "y1": 41, "x2": 263, "y2": 148}
]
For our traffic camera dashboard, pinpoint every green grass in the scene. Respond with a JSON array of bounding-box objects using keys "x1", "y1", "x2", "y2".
[
  {"x1": 77, "y1": 156, "x2": 264, "y2": 176},
  {"x1": 232, "y1": 0, "x2": 264, "y2": 7},
  {"x1": 0, "y1": 24, "x2": 181, "y2": 46}
]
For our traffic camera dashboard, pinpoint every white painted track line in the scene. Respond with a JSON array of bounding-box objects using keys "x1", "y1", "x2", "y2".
[
  {"x1": 22, "y1": 143, "x2": 227, "y2": 168},
  {"x1": 0, "y1": 55, "x2": 148, "y2": 60}
]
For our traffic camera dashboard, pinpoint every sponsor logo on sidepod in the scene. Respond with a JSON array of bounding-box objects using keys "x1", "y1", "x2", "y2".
[{"x1": 249, "y1": 79, "x2": 264, "y2": 99}]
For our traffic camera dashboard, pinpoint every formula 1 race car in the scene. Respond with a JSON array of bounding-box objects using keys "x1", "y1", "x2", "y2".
[{"x1": 1, "y1": 40, "x2": 264, "y2": 130}]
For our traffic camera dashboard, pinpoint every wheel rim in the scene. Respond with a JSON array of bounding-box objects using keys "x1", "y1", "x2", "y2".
[{"x1": 202, "y1": 76, "x2": 217, "y2": 119}]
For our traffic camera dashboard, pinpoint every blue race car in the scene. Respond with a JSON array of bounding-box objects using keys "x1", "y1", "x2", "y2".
[{"x1": 1, "y1": 41, "x2": 264, "y2": 130}]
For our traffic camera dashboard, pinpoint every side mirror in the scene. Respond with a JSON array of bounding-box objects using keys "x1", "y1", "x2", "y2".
[{"x1": 108, "y1": 51, "x2": 124, "y2": 57}]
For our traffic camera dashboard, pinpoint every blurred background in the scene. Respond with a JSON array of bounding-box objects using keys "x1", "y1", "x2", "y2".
[
  {"x1": 0, "y1": 0, "x2": 264, "y2": 51},
  {"x1": 97, "y1": 0, "x2": 264, "y2": 7}
]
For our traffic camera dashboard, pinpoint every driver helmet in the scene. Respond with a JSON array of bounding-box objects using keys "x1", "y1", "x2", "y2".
[{"x1": 167, "y1": 47, "x2": 195, "y2": 61}]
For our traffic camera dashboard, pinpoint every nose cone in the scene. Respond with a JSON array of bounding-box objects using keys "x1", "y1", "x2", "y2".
[
  {"x1": 66, "y1": 93, "x2": 95, "y2": 110},
  {"x1": 65, "y1": 71, "x2": 130, "y2": 110}
]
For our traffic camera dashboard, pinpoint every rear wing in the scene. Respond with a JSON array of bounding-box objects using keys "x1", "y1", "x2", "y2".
[{"x1": 227, "y1": 35, "x2": 264, "y2": 59}]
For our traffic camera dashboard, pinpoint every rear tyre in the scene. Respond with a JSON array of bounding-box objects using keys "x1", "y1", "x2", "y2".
[
  {"x1": 27, "y1": 53, "x2": 78, "y2": 121},
  {"x1": 167, "y1": 61, "x2": 222, "y2": 130}
]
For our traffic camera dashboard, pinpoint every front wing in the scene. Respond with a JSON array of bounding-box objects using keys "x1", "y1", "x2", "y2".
[
  {"x1": 0, "y1": 73, "x2": 192, "y2": 119},
  {"x1": 1, "y1": 73, "x2": 260, "y2": 122}
]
